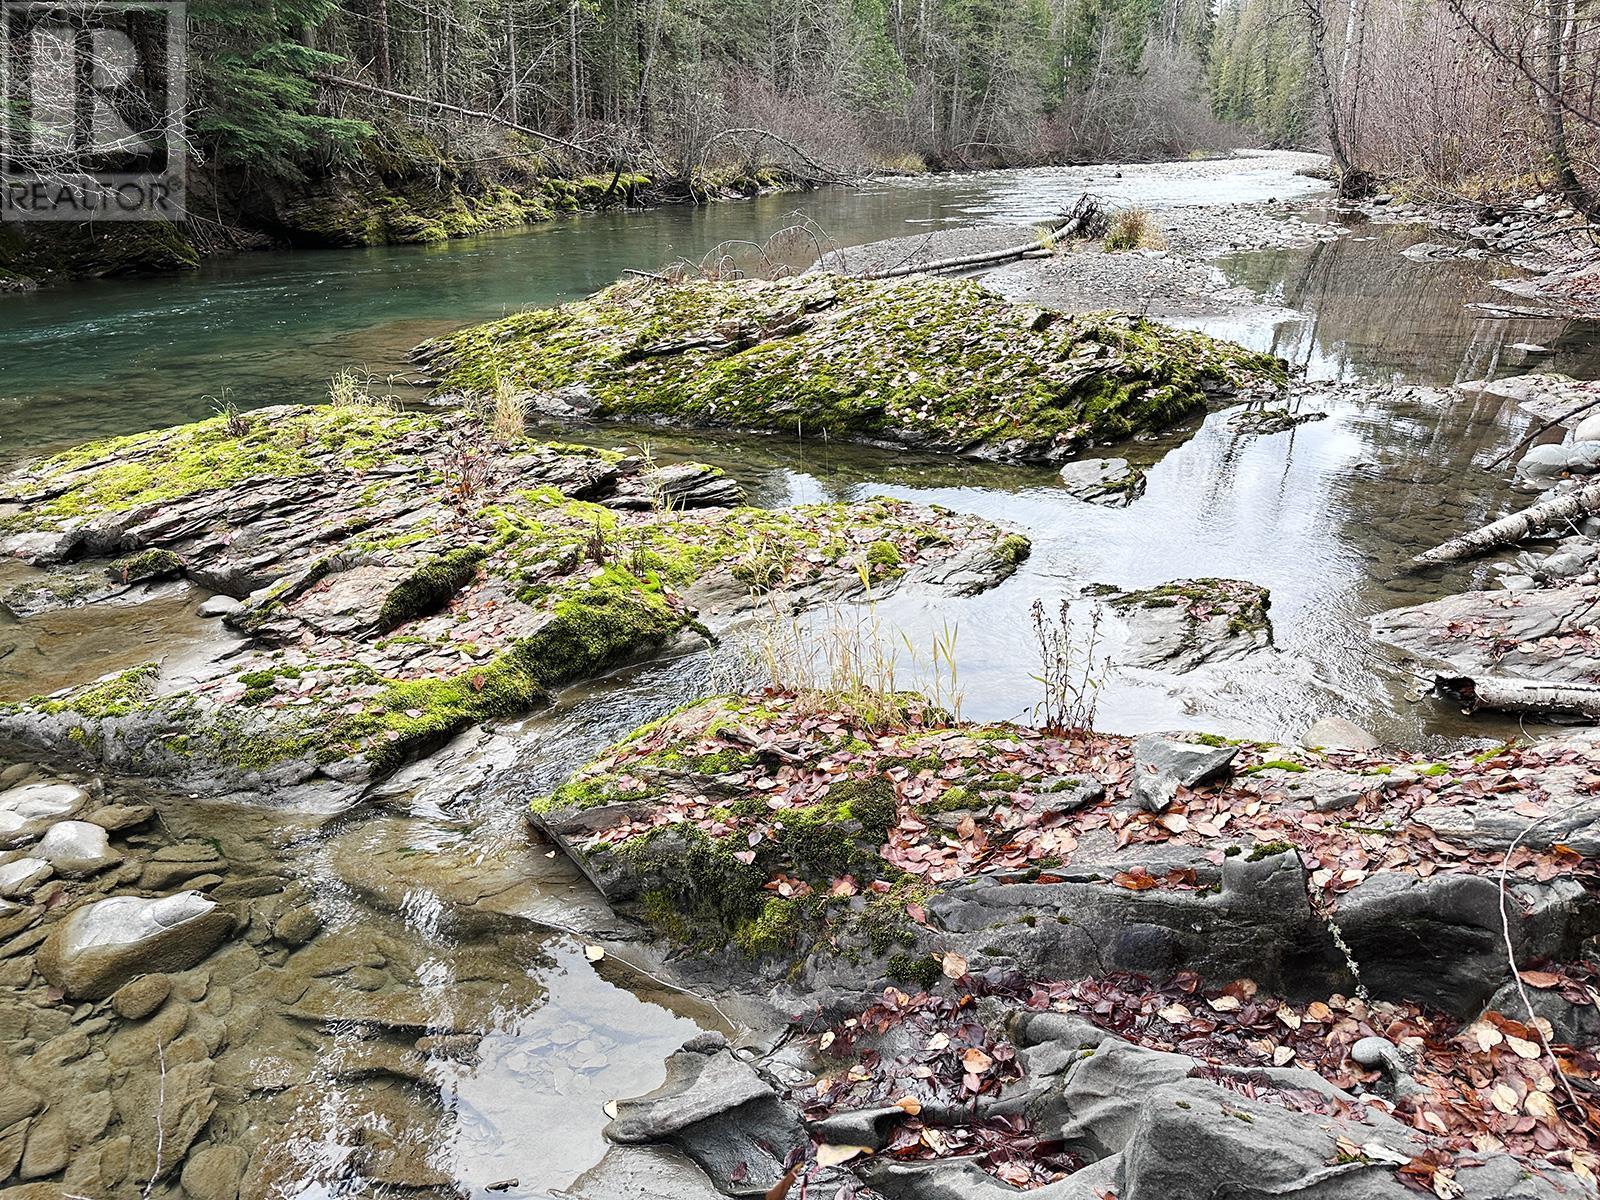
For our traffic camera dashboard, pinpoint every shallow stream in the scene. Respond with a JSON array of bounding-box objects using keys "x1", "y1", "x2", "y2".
[{"x1": 2, "y1": 150, "x2": 1599, "y2": 1198}]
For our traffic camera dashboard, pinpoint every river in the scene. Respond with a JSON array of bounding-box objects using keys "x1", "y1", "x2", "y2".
[{"x1": 1, "y1": 150, "x2": 1598, "y2": 1199}]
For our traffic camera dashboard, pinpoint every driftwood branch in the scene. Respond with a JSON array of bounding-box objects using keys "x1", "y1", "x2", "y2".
[
  {"x1": 316, "y1": 74, "x2": 594, "y2": 156},
  {"x1": 1485, "y1": 394, "x2": 1600, "y2": 471},
  {"x1": 1411, "y1": 478, "x2": 1600, "y2": 566},
  {"x1": 693, "y1": 127, "x2": 856, "y2": 186},
  {"x1": 854, "y1": 195, "x2": 1106, "y2": 281}
]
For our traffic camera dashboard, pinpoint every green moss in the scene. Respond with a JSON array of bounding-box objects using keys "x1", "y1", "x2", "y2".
[
  {"x1": 377, "y1": 547, "x2": 486, "y2": 630},
  {"x1": 1246, "y1": 839, "x2": 1294, "y2": 861},
  {"x1": 1241, "y1": 759, "x2": 1307, "y2": 775},
  {"x1": 887, "y1": 952, "x2": 942, "y2": 989},
  {"x1": 107, "y1": 547, "x2": 184, "y2": 583},
  {"x1": 11, "y1": 405, "x2": 437, "y2": 532},
  {"x1": 425, "y1": 276, "x2": 1284, "y2": 464},
  {"x1": 734, "y1": 897, "x2": 801, "y2": 955},
  {"x1": 32, "y1": 663, "x2": 159, "y2": 719},
  {"x1": 866, "y1": 540, "x2": 901, "y2": 568}
]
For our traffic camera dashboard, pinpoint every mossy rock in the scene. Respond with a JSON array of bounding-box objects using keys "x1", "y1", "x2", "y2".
[
  {"x1": 423, "y1": 275, "x2": 1285, "y2": 464},
  {"x1": 530, "y1": 694, "x2": 1089, "y2": 969},
  {"x1": 1, "y1": 405, "x2": 1025, "y2": 797}
]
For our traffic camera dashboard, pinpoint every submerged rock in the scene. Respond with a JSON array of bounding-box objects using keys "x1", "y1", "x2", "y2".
[
  {"x1": 1228, "y1": 405, "x2": 1327, "y2": 434},
  {"x1": 0, "y1": 857, "x2": 51, "y2": 898},
  {"x1": 36, "y1": 890, "x2": 233, "y2": 999},
  {"x1": 33, "y1": 819, "x2": 120, "y2": 876},
  {"x1": 417, "y1": 275, "x2": 1284, "y2": 465},
  {"x1": 0, "y1": 405, "x2": 1027, "y2": 799},
  {"x1": 1058, "y1": 456, "x2": 1147, "y2": 505},
  {"x1": 0, "y1": 781, "x2": 87, "y2": 847}
]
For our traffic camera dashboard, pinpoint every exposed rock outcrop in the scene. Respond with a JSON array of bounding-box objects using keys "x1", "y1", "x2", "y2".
[{"x1": 417, "y1": 274, "x2": 1285, "y2": 465}]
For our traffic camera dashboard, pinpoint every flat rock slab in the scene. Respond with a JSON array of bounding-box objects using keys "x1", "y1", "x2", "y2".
[
  {"x1": 1372, "y1": 583, "x2": 1600, "y2": 685},
  {"x1": 0, "y1": 405, "x2": 1026, "y2": 801},
  {"x1": 1458, "y1": 372, "x2": 1600, "y2": 425},
  {"x1": 534, "y1": 692, "x2": 1599, "y2": 1020},
  {"x1": 418, "y1": 274, "x2": 1284, "y2": 465}
]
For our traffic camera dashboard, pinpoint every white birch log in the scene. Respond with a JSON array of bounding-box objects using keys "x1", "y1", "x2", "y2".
[
  {"x1": 1411, "y1": 479, "x2": 1600, "y2": 566},
  {"x1": 1435, "y1": 673, "x2": 1600, "y2": 717}
]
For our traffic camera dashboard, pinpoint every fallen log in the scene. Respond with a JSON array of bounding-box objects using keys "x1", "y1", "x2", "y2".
[
  {"x1": 857, "y1": 195, "x2": 1106, "y2": 281},
  {"x1": 1435, "y1": 673, "x2": 1600, "y2": 718},
  {"x1": 1411, "y1": 478, "x2": 1600, "y2": 566}
]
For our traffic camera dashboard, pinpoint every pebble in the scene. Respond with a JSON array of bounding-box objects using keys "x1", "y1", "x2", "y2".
[{"x1": 110, "y1": 973, "x2": 171, "y2": 1020}]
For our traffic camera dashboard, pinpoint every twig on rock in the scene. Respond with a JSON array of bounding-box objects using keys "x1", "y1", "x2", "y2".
[{"x1": 1497, "y1": 809, "x2": 1585, "y2": 1114}]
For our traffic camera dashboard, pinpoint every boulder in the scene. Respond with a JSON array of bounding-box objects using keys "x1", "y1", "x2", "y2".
[
  {"x1": 1107, "y1": 579, "x2": 1273, "y2": 673},
  {"x1": 1131, "y1": 736, "x2": 1237, "y2": 813},
  {"x1": 1575, "y1": 414, "x2": 1600, "y2": 442},
  {"x1": 1032, "y1": 1039, "x2": 1195, "y2": 1160},
  {"x1": 1568, "y1": 441, "x2": 1600, "y2": 474},
  {"x1": 0, "y1": 782, "x2": 86, "y2": 848},
  {"x1": 1118, "y1": 1077, "x2": 1421, "y2": 1200},
  {"x1": 1300, "y1": 716, "x2": 1379, "y2": 751},
  {"x1": 1484, "y1": 978, "x2": 1600, "y2": 1046},
  {"x1": 1517, "y1": 442, "x2": 1570, "y2": 478},
  {"x1": 33, "y1": 820, "x2": 120, "y2": 876},
  {"x1": 36, "y1": 891, "x2": 233, "y2": 999}
]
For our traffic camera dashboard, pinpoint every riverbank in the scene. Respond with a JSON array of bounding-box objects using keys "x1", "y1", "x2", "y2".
[
  {"x1": 538, "y1": 689, "x2": 1600, "y2": 1198},
  {"x1": 0, "y1": 160, "x2": 808, "y2": 293}
]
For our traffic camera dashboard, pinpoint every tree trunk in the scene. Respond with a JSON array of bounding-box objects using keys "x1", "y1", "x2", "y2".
[
  {"x1": 1540, "y1": 0, "x2": 1600, "y2": 222},
  {"x1": 371, "y1": 0, "x2": 391, "y2": 86}
]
